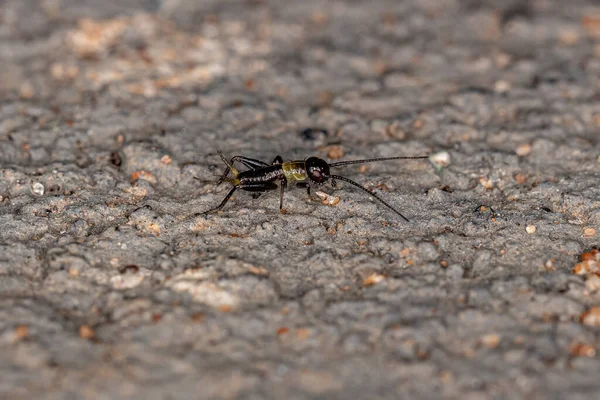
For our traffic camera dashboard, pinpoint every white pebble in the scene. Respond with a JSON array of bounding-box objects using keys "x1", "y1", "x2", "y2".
[
  {"x1": 429, "y1": 151, "x2": 451, "y2": 171},
  {"x1": 516, "y1": 143, "x2": 532, "y2": 157},
  {"x1": 494, "y1": 80, "x2": 511, "y2": 93},
  {"x1": 316, "y1": 191, "x2": 340, "y2": 206},
  {"x1": 31, "y1": 182, "x2": 45, "y2": 196}
]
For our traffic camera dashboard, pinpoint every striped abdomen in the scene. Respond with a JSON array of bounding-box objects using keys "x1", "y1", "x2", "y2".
[{"x1": 238, "y1": 165, "x2": 285, "y2": 185}]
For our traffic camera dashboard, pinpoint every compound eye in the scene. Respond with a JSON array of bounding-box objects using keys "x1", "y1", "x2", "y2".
[{"x1": 310, "y1": 169, "x2": 322, "y2": 182}]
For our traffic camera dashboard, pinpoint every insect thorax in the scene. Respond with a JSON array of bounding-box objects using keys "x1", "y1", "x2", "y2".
[{"x1": 282, "y1": 161, "x2": 307, "y2": 183}]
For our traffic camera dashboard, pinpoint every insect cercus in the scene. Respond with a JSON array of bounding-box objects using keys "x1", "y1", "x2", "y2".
[{"x1": 198, "y1": 151, "x2": 429, "y2": 222}]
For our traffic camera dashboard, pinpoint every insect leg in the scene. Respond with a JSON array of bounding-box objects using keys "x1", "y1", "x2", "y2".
[
  {"x1": 240, "y1": 182, "x2": 282, "y2": 212},
  {"x1": 217, "y1": 151, "x2": 240, "y2": 179},
  {"x1": 217, "y1": 156, "x2": 270, "y2": 184},
  {"x1": 297, "y1": 182, "x2": 321, "y2": 201},
  {"x1": 197, "y1": 186, "x2": 238, "y2": 215},
  {"x1": 241, "y1": 182, "x2": 278, "y2": 193},
  {"x1": 279, "y1": 179, "x2": 287, "y2": 210},
  {"x1": 272, "y1": 155, "x2": 283, "y2": 165},
  {"x1": 199, "y1": 181, "x2": 279, "y2": 215},
  {"x1": 236, "y1": 156, "x2": 270, "y2": 169},
  {"x1": 296, "y1": 182, "x2": 308, "y2": 194}
]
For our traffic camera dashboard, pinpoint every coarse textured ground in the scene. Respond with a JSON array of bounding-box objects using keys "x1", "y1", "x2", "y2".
[{"x1": 1, "y1": 0, "x2": 600, "y2": 399}]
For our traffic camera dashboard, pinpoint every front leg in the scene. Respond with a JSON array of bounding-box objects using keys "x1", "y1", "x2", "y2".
[
  {"x1": 279, "y1": 179, "x2": 287, "y2": 211},
  {"x1": 296, "y1": 182, "x2": 319, "y2": 201}
]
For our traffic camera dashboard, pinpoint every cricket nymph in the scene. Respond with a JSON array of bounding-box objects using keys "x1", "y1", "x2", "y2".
[{"x1": 199, "y1": 151, "x2": 428, "y2": 222}]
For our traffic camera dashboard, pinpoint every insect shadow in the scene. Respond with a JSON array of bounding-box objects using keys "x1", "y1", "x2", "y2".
[{"x1": 197, "y1": 150, "x2": 429, "y2": 222}]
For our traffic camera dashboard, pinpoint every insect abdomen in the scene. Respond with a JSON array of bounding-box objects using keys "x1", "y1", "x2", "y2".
[{"x1": 238, "y1": 165, "x2": 284, "y2": 184}]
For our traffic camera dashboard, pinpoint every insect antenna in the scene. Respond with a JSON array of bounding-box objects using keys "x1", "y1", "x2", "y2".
[
  {"x1": 330, "y1": 174, "x2": 410, "y2": 222},
  {"x1": 329, "y1": 155, "x2": 429, "y2": 168}
]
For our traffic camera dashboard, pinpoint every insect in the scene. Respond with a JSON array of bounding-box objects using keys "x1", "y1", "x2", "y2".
[{"x1": 198, "y1": 151, "x2": 429, "y2": 222}]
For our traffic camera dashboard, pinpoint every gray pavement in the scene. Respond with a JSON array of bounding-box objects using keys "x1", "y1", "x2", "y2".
[{"x1": 1, "y1": 0, "x2": 600, "y2": 398}]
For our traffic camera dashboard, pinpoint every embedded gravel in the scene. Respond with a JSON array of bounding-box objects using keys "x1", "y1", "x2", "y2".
[{"x1": 1, "y1": 0, "x2": 600, "y2": 399}]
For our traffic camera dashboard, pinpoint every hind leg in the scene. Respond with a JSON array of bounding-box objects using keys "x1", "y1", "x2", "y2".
[
  {"x1": 196, "y1": 186, "x2": 238, "y2": 216},
  {"x1": 199, "y1": 182, "x2": 278, "y2": 215},
  {"x1": 217, "y1": 155, "x2": 270, "y2": 184}
]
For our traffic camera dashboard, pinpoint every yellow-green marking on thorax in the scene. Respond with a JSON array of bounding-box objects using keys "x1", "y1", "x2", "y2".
[{"x1": 282, "y1": 161, "x2": 307, "y2": 183}]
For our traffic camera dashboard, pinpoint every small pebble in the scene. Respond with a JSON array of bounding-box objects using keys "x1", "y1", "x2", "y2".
[
  {"x1": 583, "y1": 227, "x2": 596, "y2": 237},
  {"x1": 276, "y1": 327, "x2": 289, "y2": 336},
  {"x1": 516, "y1": 144, "x2": 532, "y2": 157},
  {"x1": 79, "y1": 325, "x2": 95, "y2": 339},
  {"x1": 585, "y1": 275, "x2": 600, "y2": 292},
  {"x1": 31, "y1": 182, "x2": 45, "y2": 196},
  {"x1": 570, "y1": 342, "x2": 596, "y2": 357},
  {"x1": 581, "y1": 307, "x2": 600, "y2": 327},
  {"x1": 326, "y1": 146, "x2": 344, "y2": 160},
  {"x1": 480, "y1": 333, "x2": 500, "y2": 349},
  {"x1": 14, "y1": 325, "x2": 29, "y2": 341},
  {"x1": 429, "y1": 151, "x2": 451, "y2": 172},
  {"x1": 494, "y1": 80, "x2": 511, "y2": 93},
  {"x1": 131, "y1": 171, "x2": 156, "y2": 184},
  {"x1": 316, "y1": 191, "x2": 340, "y2": 206},
  {"x1": 363, "y1": 273, "x2": 385, "y2": 286},
  {"x1": 526, "y1": 225, "x2": 536, "y2": 234},
  {"x1": 559, "y1": 29, "x2": 579, "y2": 45},
  {"x1": 480, "y1": 178, "x2": 494, "y2": 189},
  {"x1": 413, "y1": 118, "x2": 424, "y2": 130},
  {"x1": 514, "y1": 173, "x2": 527, "y2": 184},
  {"x1": 19, "y1": 82, "x2": 35, "y2": 98},
  {"x1": 544, "y1": 259, "x2": 556, "y2": 271}
]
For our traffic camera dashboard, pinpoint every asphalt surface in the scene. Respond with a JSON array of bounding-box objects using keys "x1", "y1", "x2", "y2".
[{"x1": 1, "y1": 0, "x2": 600, "y2": 399}]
